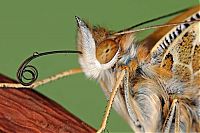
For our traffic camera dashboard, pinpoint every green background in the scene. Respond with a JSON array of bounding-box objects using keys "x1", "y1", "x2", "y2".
[{"x1": 0, "y1": 0, "x2": 198, "y2": 132}]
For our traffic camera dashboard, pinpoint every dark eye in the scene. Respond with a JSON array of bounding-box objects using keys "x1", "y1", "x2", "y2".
[{"x1": 96, "y1": 39, "x2": 119, "y2": 64}]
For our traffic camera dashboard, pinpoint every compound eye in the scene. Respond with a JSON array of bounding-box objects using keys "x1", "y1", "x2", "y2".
[{"x1": 96, "y1": 39, "x2": 119, "y2": 64}]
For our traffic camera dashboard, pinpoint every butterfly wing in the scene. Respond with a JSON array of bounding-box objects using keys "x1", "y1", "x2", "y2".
[
  {"x1": 143, "y1": 5, "x2": 200, "y2": 52},
  {"x1": 147, "y1": 6, "x2": 200, "y2": 82},
  {"x1": 149, "y1": 6, "x2": 200, "y2": 65},
  {"x1": 161, "y1": 22, "x2": 200, "y2": 81}
]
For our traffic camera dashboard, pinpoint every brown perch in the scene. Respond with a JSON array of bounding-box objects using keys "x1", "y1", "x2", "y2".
[{"x1": 0, "y1": 74, "x2": 96, "y2": 133}]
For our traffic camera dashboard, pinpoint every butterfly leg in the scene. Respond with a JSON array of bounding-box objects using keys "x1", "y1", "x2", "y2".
[
  {"x1": 0, "y1": 68, "x2": 82, "y2": 89},
  {"x1": 174, "y1": 101, "x2": 180, "y2": 133},
  {"x1": 162, "y1": 99, "x2": 178, "y2": 133},
  {"x1": 97, "y1": 69, "x2": 126, "y2": 133},
  {"x1": 123, "y1": 68, "x2": 145, "y2": 132}
]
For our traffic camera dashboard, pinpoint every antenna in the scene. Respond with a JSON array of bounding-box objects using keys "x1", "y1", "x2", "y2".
[{"x1": 116, "y1": 7, "x2": 190, "y2": 34}]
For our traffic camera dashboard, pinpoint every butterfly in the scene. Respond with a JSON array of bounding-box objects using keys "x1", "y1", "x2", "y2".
[
  {"x1": 0, "y1": 4, "x2": 199, "y2": 133},
  {"x1": 76, "y1": 5, "x2": 200, "y2": 132}
]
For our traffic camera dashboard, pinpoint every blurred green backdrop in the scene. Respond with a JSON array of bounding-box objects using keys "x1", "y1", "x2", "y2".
[{"x1": 0, "y1": 0, "x2": 198, "y2": 132}]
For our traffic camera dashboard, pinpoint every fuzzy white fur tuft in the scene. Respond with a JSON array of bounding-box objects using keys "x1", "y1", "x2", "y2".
[{"x1": 76, "y1": 17, "x2": 119, "y2": 79}]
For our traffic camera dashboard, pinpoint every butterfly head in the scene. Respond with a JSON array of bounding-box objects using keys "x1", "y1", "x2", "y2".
[{"x1": 76, "y1": 16, "x2": 135, "y2": 79}]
